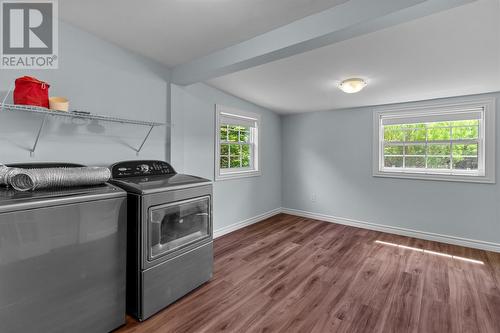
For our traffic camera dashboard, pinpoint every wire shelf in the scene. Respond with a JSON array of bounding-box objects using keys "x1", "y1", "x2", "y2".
[
  {"x1": 0, "y1": 82, "x2": 168, "y2": 156},
  {"x1": 0, "y1": 103, "x2": 166, "y2": 127},
  {"x1": 0, "y1": 101, "x2": 167, "y2": 157}
]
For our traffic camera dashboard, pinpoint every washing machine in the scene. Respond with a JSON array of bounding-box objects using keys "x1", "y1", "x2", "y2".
[{"x1": 0, "y1": 163, "x2": 127, "y2": 333}]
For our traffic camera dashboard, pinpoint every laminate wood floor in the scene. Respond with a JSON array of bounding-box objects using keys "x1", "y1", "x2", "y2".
[{"x1": 116, "y1": 214, "x2": 500, "y2": 333}]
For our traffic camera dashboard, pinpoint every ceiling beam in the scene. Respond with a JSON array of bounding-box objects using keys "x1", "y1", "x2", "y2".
[{"x1": 171, "y1": 0, "x2": 475, "y2": 85}]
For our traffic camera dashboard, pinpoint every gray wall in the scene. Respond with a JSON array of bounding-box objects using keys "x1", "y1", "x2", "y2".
[
  {"x1": 170, "y1": 83, "x2": 282, "y2": 231},
  {"x1": 0, "y1": 22, "x2": 170, "y2": 166},
  {"x1": 5, "y1": 19, "x2": 496, "y2": 248},
  {"x1": 0, "y1": 20, "x2": 282, "y2": 234},
  {"x1": 282, "y1": 93, "x2": 500, "y2": 245}
]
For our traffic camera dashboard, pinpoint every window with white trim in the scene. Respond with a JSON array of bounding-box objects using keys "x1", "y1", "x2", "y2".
[
  {"x1": 215, "y1": 105, "x2": 261, "y2": 180},
  {"x1": 373, "y1": 98, "x2": 496, "y2": 183}
]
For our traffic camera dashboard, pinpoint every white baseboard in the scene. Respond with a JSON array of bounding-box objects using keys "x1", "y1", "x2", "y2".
[
  {"x1": 281, "y1": 207, "x2": 500, "y2": 253},
  {"x1": 213, "y1": 208, "x2": 282, "y2": 239}
]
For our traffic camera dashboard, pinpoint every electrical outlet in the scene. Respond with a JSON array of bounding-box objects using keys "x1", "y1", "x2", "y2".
[{"x1": 311, "y1": 193, "x2": 317, "y2": 203}]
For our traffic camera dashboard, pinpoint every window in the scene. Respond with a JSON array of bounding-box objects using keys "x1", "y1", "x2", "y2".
[
  {"x1": 215, "y1": 105, "x2": 261, "y2": 180},
  {"x1": 373, "y1": 98, "x2": 495, "y2": 183}
]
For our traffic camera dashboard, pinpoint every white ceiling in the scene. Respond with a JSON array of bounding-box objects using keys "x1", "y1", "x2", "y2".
[
  {"x1": 60, "y1": 0, "x2": 348, "y2": 67},
  {"x1": 208, "y1": 0, "x2": 500, "y2": 114}
]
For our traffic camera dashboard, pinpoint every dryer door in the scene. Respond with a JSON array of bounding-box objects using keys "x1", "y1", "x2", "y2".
[{"x1": 148, "y1": 196, "x2": 211, "y2": 261}]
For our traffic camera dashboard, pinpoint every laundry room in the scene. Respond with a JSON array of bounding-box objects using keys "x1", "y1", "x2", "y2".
[{"x1": 1, "y1": 1, "x2": 500, "y2": 332}]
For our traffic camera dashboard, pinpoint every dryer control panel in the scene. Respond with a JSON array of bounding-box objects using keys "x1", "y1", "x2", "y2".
[{"x1": 111, "y1": 160, "x2": 176, "y2": 178}]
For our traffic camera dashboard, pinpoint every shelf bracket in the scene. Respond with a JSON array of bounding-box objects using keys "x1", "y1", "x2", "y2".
[
  {"x1": 30, "y1": 114, "x2": 48, "y2": 157},
  {"x1": 135, "y1": 125, "x2": 155, "y2": 156},
  {"x1": 1, "y1": 83, "x2": 13, "y2": 106}
]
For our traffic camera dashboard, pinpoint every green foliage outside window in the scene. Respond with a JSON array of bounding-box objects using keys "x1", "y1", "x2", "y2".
[
  {"x1": 220, "y1": 124, "x2": 252, "y2": 169},
  {"x1": 383, "y1": 120, "x2": 479, "y2": 170}
]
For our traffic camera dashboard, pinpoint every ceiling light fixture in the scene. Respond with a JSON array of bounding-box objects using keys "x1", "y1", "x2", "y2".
[{"x1": 338, "y1": 78, "x2": 367, "y2": 94}]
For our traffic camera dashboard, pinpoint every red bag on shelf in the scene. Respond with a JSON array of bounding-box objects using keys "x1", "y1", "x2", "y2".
[{"x1": 13, "y1": 76, "x2": 50, "y2": 108}]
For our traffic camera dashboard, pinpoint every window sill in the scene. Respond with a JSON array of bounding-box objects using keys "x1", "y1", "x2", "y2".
[
  {"x1": 373, "y1": 169, "x2": 495, "y2": 184},
  {"x1": 216, "y1": 170, "x2": 261, "y2": 181}
]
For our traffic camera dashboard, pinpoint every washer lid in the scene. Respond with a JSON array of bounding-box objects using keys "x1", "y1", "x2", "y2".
[
  {"x1": 0, "y1": 184, "x2": 125, "y2": 214},
  {"x1": 110, "y1": 174, "x2": 212, "y2": 195}
]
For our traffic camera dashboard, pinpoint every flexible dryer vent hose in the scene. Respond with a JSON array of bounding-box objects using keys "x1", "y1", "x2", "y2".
[
  {"x1": 0, "y1": 164, "x2": 25, "y2": 187},
  {"x1": 0, "y1": 164, "x2": 9, "y2": 185},
  {"x1": 0, "y1": 164, "x2": 111, "y2": 192}
]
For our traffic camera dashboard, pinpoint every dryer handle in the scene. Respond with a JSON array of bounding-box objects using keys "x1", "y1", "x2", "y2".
[{"x1": 150, "y1": 219, "x2": 162, "y2": 247}]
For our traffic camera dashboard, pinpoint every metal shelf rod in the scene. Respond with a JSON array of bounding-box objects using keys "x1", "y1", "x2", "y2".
[
  {"x1": 135, "y1": 125, "x2": 155, "y2": 156},
  {"x1": 30, "y1": 114, "x2": 47, "y2": 157}
]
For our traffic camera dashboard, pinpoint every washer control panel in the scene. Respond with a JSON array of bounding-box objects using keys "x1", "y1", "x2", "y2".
[{"x1": 111, "y1": 160, "x2": 176, "y2": 178}]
